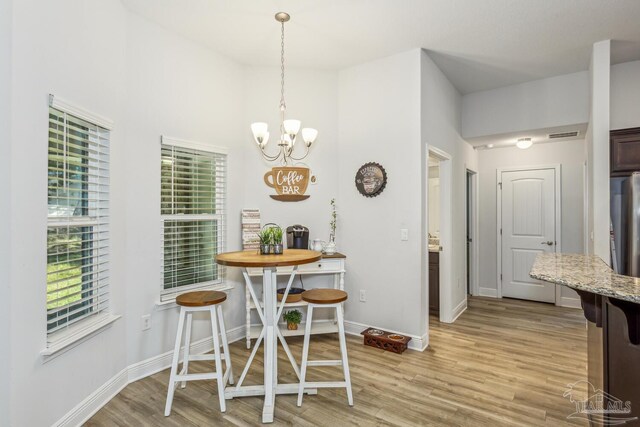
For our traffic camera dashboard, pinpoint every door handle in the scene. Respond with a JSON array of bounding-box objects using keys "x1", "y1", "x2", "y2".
[{"x1": 541, "y1": 241, "x2": 554, "y2": 246}]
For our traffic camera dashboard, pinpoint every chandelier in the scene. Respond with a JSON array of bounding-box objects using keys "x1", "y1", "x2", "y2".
[{"x1": 250, "y1": 12, "x2": 318, "y2": 165}]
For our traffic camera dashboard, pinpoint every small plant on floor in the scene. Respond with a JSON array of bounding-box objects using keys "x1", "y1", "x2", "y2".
[{"x1": 283, "y1": 309, "x2": 303, "y2": 330}]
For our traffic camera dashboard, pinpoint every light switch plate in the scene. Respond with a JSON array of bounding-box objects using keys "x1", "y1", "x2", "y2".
[{"x1": 400, "y1": 229, "x2": 409, "y2": 241}]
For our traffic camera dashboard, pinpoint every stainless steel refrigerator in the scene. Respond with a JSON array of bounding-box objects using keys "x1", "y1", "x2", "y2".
[{"x1": 621, "y1": 172, "x2": 640, "y2": 276}]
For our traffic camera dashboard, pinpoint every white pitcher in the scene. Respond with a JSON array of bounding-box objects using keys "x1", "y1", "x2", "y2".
[{"x1": 311, "y1": 238, "x2": 324, "y2": 252}]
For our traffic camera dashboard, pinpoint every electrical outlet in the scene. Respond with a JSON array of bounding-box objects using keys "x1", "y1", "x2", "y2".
[
  {"x1": 359, "y1": 290, "x2": 366, "y2": 302},
  {"x1": 400, "y1": 229, "x2": 409, "y2": 241},
  {"x1": 141, "y1": 314, "x2": 151, "y2": 331}
]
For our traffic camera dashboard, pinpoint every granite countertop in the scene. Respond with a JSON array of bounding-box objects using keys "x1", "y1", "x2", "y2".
[
  {"x1": 530, "y1": 253, "x2": 640, "y2": 304},
  {"x1": 428, "y1": 245, "x2": 441, "y2": 253}
]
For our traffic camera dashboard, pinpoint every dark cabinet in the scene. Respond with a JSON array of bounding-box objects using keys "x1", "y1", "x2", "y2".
[
  {"x1": 603, "y1": 297, "x2": 640, "y2": 424},
  {"x1": 577, "y1": 292, "x2": 640, "y2": 426},
  {"x1": 429, "y1": 251, "x2": 440, "y2": 315},
  {"x1": 611, "y1": 128, "x2": 640, "y2": 177}
]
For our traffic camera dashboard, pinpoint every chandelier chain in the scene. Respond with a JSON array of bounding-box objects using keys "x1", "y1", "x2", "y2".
[
  {"x1": 279, "y1": 19, "x2": 286, "y2": 156},
  {"x1": 280, "y1": 21, "x2": 286, "y2": 111}
]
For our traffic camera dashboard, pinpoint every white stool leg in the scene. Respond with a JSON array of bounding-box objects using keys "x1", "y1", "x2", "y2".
[
  {"x1": 217, "y1": 305, "x2": 234, "y2": 385},
  {"x1": 297, "y1": 305, "x2": 314, "y2": 407},
  {"x1": 336, "y1": 304, "x2": 353, "y2": 406},
  {"x1": 180, "y1": 312, "x2": 193, "y2": 389},
  {"x1": 165, "y1": 307, "x2": 186, "y2": 416},
  {"x1": 210, "y1": 306, "x2": 226, "y2": 412}
]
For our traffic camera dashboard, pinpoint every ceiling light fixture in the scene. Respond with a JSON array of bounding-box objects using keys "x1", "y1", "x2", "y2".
[
  {"x1": 487, "y1": 144, "x2": 494, "y2": 149},
  {"x1": 516, "y1": 138, "x2": 533, "y2": 149},
  {"x1": 251, "y1": 12, "x2": 318, "y2": 165}
]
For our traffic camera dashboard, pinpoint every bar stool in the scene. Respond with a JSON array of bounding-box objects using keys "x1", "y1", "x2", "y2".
[
  {"x1": 165, "y1": 290, "x2": 234, "y2": 416},
  {"x1": 297, "y1": 289, "x2": 353, "y2": 407}
]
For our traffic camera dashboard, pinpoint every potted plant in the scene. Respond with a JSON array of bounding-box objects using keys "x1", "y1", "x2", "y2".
[
  {"x1": 272, "y1": 227, "x2": 284, "y2": 255},
  {"x1": 283, "y1": 309, "x2": 302, "y2": 330},
  {"x1": 325, "y1": 198, "x2": 337, "y2": 254},
  {"x1": 258, "y1": 228, "x2": 272, "y2": 255}
]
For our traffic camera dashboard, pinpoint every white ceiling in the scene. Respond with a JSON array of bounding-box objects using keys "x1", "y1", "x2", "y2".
[{"x1": 121, "y1": 0, "x2": 640, "y2": 94}]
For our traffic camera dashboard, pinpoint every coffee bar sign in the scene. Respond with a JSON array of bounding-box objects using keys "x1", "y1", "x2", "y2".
[{"x1": 264, "y1": 166, "x2": 316, "y2": 202}]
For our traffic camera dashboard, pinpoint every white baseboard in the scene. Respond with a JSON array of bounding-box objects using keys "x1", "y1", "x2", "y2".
[
  {"x1": 558, "y1": 297, "x2": 581, "y2": 309},
  {"x1": 343, "y1": 320, "x2": 428, "y2": 352},
  {"x1": 54, "y1": 325, "x2": 244, "y2": 427},
  {"x1": 478, "y1": 287, "x2": 498, "y2": 298},
  {"x1": 52, "y1": 368, "x2": 128, "y2": 427},
  {"x1": 450, "y1": 299, "x2": 467, "y2": 322}
]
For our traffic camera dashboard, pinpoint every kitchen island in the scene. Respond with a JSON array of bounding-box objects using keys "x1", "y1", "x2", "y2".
[{"x1": 531, "y1": 253, "x2": 640, "y2": 425}]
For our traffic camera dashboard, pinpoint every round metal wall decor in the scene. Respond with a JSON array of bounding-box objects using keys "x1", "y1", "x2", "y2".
[{"x1": 355, "y1": 162, "x2": 387, "y2": 197}]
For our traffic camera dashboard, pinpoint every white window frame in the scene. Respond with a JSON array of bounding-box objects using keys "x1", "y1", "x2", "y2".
[
  {"x1": 159, "y1": 136, "x2": 230, "y2": 302},
  {"x1": 43, "y1": 95, "x2": 119, "y2": 358}
]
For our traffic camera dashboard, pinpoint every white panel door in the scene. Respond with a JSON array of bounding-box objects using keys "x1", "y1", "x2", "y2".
[{"x1": 501, "y1": 169, "x2": 556, "y2": 302}]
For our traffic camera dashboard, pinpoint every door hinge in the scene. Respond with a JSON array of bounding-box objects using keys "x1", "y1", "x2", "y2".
[
  {"x1": 500, "y1": 228, "x2": 502, "y2": 235},
  {"x1": 500, "y1": 273, "x2": 503, "y2": 281},
  {"x1": 498, "y1": 182, "x2": 502, "y2": 189}
]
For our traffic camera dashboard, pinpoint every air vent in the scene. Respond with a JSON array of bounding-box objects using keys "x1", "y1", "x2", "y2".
[{"x1": 548, "y1": 131, "x2": 579, "y2": 139}]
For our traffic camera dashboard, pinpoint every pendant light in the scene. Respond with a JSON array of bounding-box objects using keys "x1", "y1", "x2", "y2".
[{"x1": 250, "y1": 12, "x2": 318, "y2": 165}]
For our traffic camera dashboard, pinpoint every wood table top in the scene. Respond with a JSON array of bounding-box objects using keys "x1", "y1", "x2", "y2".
[{"x1": 215, "y1": 249, "x2": 322, "y2": 268}]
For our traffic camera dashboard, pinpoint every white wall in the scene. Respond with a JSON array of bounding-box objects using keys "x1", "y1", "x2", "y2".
[
  {"x1": 421, "y1": 50, "x2": 479, "y2": 324},
  {"x1": 586, "y1": 40, "x2": 611, "y2": 260},
  {"x1": 338, "y1": 50, "x2": 424, "y2": 338},
  {"x1": 123, "y1": 12, "x2": 246, "y2": 366},
  {"x1": 462, "y1": 71, "x2": 589, "y2": 139},
  {"x1": 0, "y1": 0, "x2": 12, "y2": 423},
  {"x1": 611, "y1": 60, "x2": 640, "y2": 130},
  {"x1": 9, "y1": 1, "x2": 128, "y2": 425},
  {"x1": 477, "y1": 140, "x2": 585, "y2": 303}
]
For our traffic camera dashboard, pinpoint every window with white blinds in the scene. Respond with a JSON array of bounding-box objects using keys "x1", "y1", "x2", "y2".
[
  {"x1": 160, "y1": 138, "x2": 226, "y2": 301},
  {"x1": 47, "y1": 103, "x2": 110, "y2": 338}
]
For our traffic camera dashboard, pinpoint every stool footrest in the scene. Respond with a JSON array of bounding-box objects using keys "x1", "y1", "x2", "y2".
[
  {"x1": 302, "y1": 381, "x2": 348, "y2": 389},
  {"x1": 307, "y1": 360, "x2": 342, "y2": 367},
  {"x1": 186, "y1": 353, "x2": 228, "y2": 362},
  {"x1": 174, "y1": 372, "x2": 219, "y2": 382}
]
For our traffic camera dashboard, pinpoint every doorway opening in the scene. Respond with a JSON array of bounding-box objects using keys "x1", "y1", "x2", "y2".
[
  {"x1": 425, "y1": 146, "x2": 453, "y2": 325},
  {"x1": 428, "y1": 155, "x2": 441, "y2": 320},
  {"x1": 466, "y1": 169, "x2": 478, "y2": 296}
]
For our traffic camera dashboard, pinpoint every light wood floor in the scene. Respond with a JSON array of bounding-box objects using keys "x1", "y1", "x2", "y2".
[{"x1": 87, "y1": 297, "x2": 588, "y2": 426}]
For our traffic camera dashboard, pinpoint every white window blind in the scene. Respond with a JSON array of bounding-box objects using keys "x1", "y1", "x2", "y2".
[
  {"x1": 47, "y1": 103, "x2": 110, "y2": 340},
  {"x1": 160, "y1": 138, "x2": 226, "y2": 301}
]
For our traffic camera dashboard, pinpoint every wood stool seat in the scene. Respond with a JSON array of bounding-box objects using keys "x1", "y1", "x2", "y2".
[
  {"x1": 301, "y1": 289, "x2": 348, "y2": 304},
  {"x1": 176, "y1": 290, "x2": 227, "y2": 307}
]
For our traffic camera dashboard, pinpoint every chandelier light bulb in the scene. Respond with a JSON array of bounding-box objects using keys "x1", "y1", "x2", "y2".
[
  {"x1": 251, "y1": 122, "x2": 269, "y2": 146},
  {"x1": 281, "y1": 134, "x2": 293, "y2": 149},
  {"x1": 301, "y1": 128, "x2": 318, "y2": 147},
  {"x1": 283, "y1": 119, "x2": 301, "y2": 136}
]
